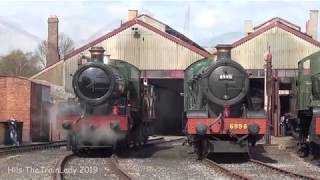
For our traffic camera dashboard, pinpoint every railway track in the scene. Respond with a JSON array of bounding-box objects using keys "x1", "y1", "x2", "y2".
[
  {"x1": 204, "y1": 157, "x2": 317, "y2": 180},
  {"x1": 109, "y1": 155, "x2": 133, "y2": 180},
  {"x1": 203, "y1": 158, "x2": 249, "y2": 180},
  {"x1": 53, "y1": 137, "x2": 184, "y2": 180},
  {"x1": 53, "y1": 154, "x2": 133, "y2": 180},
  {"x1": 248, "y1": 159, "x2": 317, "y2": 180},
  {"x1": 0, "y1": 136, "x2": 175, "y2": 156},
  {"x1": 0, "y1": 141, "x2": 66, "y2": 156}
]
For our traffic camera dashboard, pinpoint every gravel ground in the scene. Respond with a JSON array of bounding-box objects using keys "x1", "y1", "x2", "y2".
[
  {"x1": 0, "y1": 147, "x2": 68, "y2": 180},
  {"x1": 63, "y1": 157, "x2": 123, "y2": 180},
  {"x1": 251, "y1": 145, "x2": 320, "y2": 179},
  {"x1": 62, "y1": 139, "x2": 229, "y2": 180},
  {"x1": 118, "y1": 139, "x2": 230, "y2": 180},
  {"x1": 3, "y1": 136, "x2": 317, "y2": 180},
  {"x1": 120, "y1": 158, "x2": 229, "y2": 180},
  {"x1": 219, "y1": 161, "x2": 299, "y2": 180}
]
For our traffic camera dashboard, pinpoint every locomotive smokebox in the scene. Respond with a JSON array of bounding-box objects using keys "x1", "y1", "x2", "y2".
[
  {"x1": 201, "y1": 43, "x2": 249, "y2": 116},
  {"x1": 72, "y1": 46, "x2": 126, "y2": 105},
  {"x1": 89, "y1": 46, "x2": 105, "y2": 63},
  {"x1": 216, "y1": 44, "x2": 232, "y2": 61}
]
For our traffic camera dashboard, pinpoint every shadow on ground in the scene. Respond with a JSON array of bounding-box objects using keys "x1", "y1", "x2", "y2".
[
  {"x1": 250, "y1": 144, "x2": 278, "y2": 163},
  {"x1": 206, "y1": 144, "x2": 278, "y2": 164}
]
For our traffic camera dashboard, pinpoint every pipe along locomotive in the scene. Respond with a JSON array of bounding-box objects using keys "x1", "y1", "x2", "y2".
[
  {"x1": 290, "y1": 51, "x2": 320, "y2": 158},
  {"x1": 62, "y1": 47, "x2": 156, "y2": 154},
  {"x1": 184, "y1": 45, "x2": 266, "y2": 159}
]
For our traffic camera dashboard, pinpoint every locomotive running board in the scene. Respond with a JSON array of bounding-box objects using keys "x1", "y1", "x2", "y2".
[{"x1": 186, "y1": 110, "x2": 208, "y2": 118}]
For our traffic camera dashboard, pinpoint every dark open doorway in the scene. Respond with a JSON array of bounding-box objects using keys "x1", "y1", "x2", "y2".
[
  {"x1": 249, "y1": 78, "x2": 264, "y2": 112},
  {"x1": 280, "y1": 95, "x2": 290, "y2": 116},
  {"x1": 149, "y1": 79, "x2": 184, "y2": 135}
]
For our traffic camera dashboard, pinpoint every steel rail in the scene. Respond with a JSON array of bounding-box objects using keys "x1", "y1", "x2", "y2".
[
  {"x1": 52, "y1": 137, "x2": 184, "y2": 180},
  {"x1": 110, "y1": 155, "x2": 133, "y2": 180},
  {"x1": 249, "y1": 159, "x2": 317, "y2": 180},
  {"x1": 0, "y1": 141, "x2": 66, "y2": 156},
  {"x1": 148, "y1": 137, "x2": 185, "y2": 145},
  {"x1": 204, "y1": 158, "x2": 250, "y2": 180},
  {"x1": 54, "y1": 154, "x2": 133, "y2": 180},
  {"x1": 53, "y1": 153, "x2": 75, "y2": 180}
]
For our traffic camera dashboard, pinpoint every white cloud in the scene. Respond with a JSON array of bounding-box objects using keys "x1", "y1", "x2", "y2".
[
  {"x1": 0, "y1": 0, "x2": 319, "y2": 54},
  {"x1": 193, "y1": 10, "x2": 217, "y2": 29}
]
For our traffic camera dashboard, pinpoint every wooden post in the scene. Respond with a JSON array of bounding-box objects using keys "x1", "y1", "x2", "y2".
[
  {"x1": 273, "y1": 70, "x2": 280, "y2": 137},
  {"x1": 264, "y1": 47, "x2": 272, "y2": 145}
]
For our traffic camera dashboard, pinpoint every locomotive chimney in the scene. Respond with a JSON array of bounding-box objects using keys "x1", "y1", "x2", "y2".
[
  {"x1": 47, "y1": 15, "x2": 60, "y2": 67},
  {"x1": 89, "y1": 46, "x2": 105, "y2": 63},
  {"x1": 215, "y1": 44, "x2": 233, "y2": 61}
]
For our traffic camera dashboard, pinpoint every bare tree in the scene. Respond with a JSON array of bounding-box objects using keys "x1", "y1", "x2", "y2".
[
  {"x1": 0, "y1": 50, "x2": 41, "y2": 77},
  {"x1": 35, "y1": 33, "x2": 75, "y2": 68}
]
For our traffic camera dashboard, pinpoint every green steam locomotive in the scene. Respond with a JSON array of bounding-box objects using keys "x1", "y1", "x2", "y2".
[{"x1": 294, "y1": 50, "x2": 320, "y2": 158}]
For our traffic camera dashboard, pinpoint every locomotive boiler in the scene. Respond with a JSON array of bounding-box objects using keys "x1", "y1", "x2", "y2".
[
  {"x1": 184, "y1": 44, "x2": 266, "y2": 159},
  {"x1": 62, "y1": 47, "x2": 156, "y2": 154}
]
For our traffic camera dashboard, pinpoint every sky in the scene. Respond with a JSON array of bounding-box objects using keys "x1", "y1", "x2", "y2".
[{"x1": 0, "y1": 0, "x2": 319, "y2": 55}]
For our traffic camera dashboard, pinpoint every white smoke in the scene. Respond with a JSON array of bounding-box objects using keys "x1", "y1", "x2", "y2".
[
  {"x1": 78, "y1": 125, "x2": 127, "y2": 146},
  {"x1": 47, "y1": 84, "x2": 127, "y2": 146},
  {"x1": 48, "y1": 85, "x2": 76, "y2": 141}
]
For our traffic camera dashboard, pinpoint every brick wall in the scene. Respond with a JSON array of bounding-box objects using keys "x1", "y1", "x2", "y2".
[
  {"x1": 0, "y1": 79, "x2": 7, "y2": 113},
  {"x1": 0, "y1": 77, "x2": 31, "y2": 142}
]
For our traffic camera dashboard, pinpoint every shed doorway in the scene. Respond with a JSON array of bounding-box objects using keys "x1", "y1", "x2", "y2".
[{"x1": 149, "y1": 79, "x2": 184, "y2": 135}]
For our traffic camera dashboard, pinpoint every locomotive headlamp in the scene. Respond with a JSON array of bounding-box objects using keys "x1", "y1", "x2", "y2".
[
  {"x1": 110, "y1": 121, "x2": 120, "y2": 130},
  {"x1": 196, "y1": 124, "x2": 208, "y2": 135},
  {"x1": 248, "y1": 123, "x2": 260, "y2": 135},
  {"x1": 62, "y1": 122, "x2": 72, "y2": 130}
]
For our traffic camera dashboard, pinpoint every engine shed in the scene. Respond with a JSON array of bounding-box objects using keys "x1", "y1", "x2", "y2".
[
  {"x1": 231, "y1": 10, "x2": 320, "y2": 136},
  {"x1": 31, "y1": 10, "x2": 211, "y2": 135}
]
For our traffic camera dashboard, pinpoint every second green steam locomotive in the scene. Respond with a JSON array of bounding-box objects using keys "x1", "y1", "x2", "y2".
[{"x1": 293, "y1": 51, "x2": 320, "y2": 158}]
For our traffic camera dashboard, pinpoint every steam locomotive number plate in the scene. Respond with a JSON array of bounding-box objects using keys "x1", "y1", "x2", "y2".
[{"x1": 229, "y1": 123, "x2": 248, "y2": 130}]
